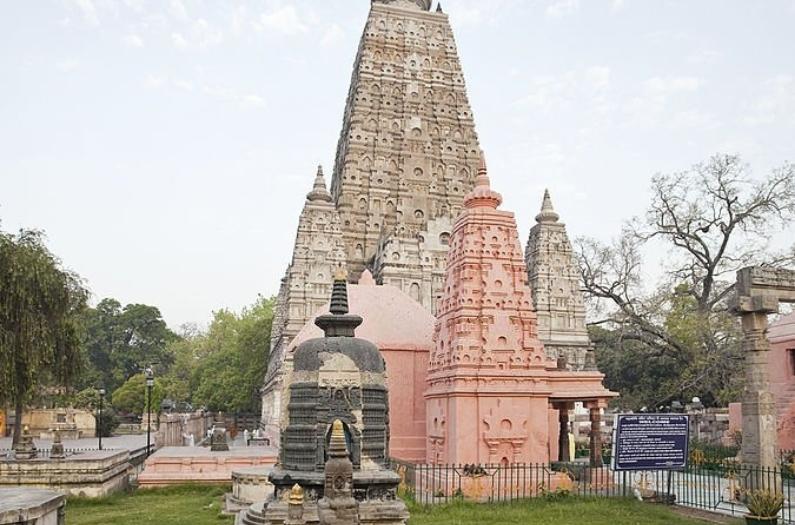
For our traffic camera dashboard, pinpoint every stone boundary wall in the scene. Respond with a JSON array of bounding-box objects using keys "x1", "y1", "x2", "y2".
[{"x1": 155, "y1": 412, "x2": 212, "y2": 448}]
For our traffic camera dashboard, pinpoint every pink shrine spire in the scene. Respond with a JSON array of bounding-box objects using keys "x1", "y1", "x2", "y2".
[{"x1": 464, "y1": 152, "x2": 503, "y2": 209}]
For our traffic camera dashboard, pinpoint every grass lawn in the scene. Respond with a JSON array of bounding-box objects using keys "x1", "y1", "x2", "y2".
[
  {"x1": 66, "y1": 485, "x2": 233, "y2": 525},
  {"x1": 66, "y1": 486, "x2": 739, "y2": 525},
  {"x1": 406, "y1": 498, "x2": 739, "y2": 525}
]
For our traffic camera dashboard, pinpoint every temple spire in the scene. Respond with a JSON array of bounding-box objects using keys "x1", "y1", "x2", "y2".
[
  {"x1": 306, "y1": 165, "x2": 332, "y2": 203},
  {"x1": 535, "y1": 189, "x2": 560, "y2": 223},
  {"x1": 372, "y1": 0, "x2": 432, "y2": 11},
  {"x1": 436, "y1": 2, "x2": 443, "y2": 13},
  {"x1": 315, "y1": 266, "x2": 363, "y2": 337},
  {"x1": 464, "y1": 151, "x2": 503, "y2": 209}
]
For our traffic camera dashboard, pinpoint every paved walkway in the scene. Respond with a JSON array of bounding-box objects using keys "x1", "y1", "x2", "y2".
[{"x1": 0, "y1": 433, "x2": 147, "y2": 451}]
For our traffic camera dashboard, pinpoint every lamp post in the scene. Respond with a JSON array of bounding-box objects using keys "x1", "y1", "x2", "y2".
[
  {"x1": 98, "y1": 388, "x2": 106, "y2": 450},
  {"x1": 145, "y1": 367, "x2": 154, "y2": 457},
  {"x1": 691, "y1": 396, "x2": 704, "y2": 442}
]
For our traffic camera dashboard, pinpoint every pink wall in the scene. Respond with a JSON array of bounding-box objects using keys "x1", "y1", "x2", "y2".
[
  {"x1": 382, "y1": 347, "x2": 428, "y2": 462},
  {"x1": 729, "y1": 313, "x2": 795, "y2": 450},
  {"x1": 769, "y1": 313, "x2": 795, "y2": 450}
]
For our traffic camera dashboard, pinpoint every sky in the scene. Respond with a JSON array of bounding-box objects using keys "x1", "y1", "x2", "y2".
[{"x1": 1, "y1": 0, "x2": 794, "y2": 329}]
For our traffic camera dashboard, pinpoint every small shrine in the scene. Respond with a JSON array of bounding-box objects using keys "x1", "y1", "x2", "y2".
[
  {"x1": 240, "y1": 271, "x2": 409, "y2": 525},
  {"x1": 425, "y1": 155, "x2": 618, "y2": 466}
]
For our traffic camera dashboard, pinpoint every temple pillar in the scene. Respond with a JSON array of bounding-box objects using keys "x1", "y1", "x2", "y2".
[
  {"x1": 588, "y1": 405, "x2": 603, "y2": 468},
  {"x1": 738, "y1": 307, "x2": 779, "y2": 470},
  {"x1": 557, "y1": 404, "x2": 571, "y2": 462}
]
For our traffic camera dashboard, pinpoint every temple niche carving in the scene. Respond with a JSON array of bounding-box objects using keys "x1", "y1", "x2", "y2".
[
  {"x1": 329, "y1": 0, "x2": 480, "y2": 309},
  {"x1": 525, "y1": 190, "x2": 593, "y2": 370}
]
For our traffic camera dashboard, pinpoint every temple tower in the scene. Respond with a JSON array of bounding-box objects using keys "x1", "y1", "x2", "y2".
[
  {"x1": 425, "y1": 158, "x2": 556, "y2": 465},
  {"x1": 262, "y1": 166, "x2": 347, "y2": 440},
  {"x1": 266, "y1": 0, "x2": 484, "y2": 436},
  {"x1": 330, "y1": 0, "x2": 481, "y2": 309},
  {"x1": 524, "y1": 190, "x2": 593, "y2": 370}
]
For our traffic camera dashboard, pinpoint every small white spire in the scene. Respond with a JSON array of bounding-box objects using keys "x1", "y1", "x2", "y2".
[{"x1": 535, "y1": 189, "x2": 560, "y2": 223}]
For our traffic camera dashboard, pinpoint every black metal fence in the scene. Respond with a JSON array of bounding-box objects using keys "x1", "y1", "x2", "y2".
[{"x1": 392, "y1": 460, "x2": 795, "y2": 524}]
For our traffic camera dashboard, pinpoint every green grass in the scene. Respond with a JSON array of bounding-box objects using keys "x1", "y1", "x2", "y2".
[
  {"x1": 66, "y1": 485, "x2": 233, "y2": 525},
  {"x1": 406, "y1": 497, "x2": 737, "y2": 525},
  {"x1": 66, "y1": 486, "x2": 737, "y2": 525}
]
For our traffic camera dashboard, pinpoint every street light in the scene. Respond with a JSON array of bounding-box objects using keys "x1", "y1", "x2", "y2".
[
  {"x1": 145, "y1": 367, "x2": 154, "y2": 458},
  {"x1": 691, "y1": 396, "x2": 704, "y2": 442},
  {"x1": 98, "y1": 388, "x2": 106, "y2": 450}
]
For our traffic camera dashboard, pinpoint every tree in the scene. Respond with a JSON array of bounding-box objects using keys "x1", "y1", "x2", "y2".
[
  {"x1": 0, "y1": 229, "x2": 89, "y2": 445},
  {"x1": 111, "y1": 373, "x2": 165, "y2": 415},
  {"x1": 191, "y1": 296, "x2": 273, "y2": 413},
  {"x1": 577, "y1": 154, "x2": 795, "y2": 408},
  {"x1": 80, "y1": 298, "x2": 177, "y2": 393}
]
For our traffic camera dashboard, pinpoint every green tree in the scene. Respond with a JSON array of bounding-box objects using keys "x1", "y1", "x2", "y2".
[
  {"x1": 0, "y1": 229, "x2": 89, "y2": 445},
  {"x1": 111, "y1": 373, "x2": 165, "y2": 415},
  {"x1": 81, "y1": 298, "x2": 177, "y2": 392},
  {"x1": 191, "y1": 296, "x2": 273, "y2": 413}
]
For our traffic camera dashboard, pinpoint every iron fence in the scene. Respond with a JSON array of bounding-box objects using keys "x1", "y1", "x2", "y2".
[{"x1": 392, "y1": 460, "x2": 795, "y2": 524}]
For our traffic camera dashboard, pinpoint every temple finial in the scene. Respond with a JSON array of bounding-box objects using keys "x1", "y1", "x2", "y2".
[
  {"x1": 463, "y1": 150, "x2": 502, "y2": 209},
  {"x1": 306, "y1": 165, "x2": 332, "y2": 202},
  {"x1": 475, "y1": 151, "x2": 490, "y2": 188},
  {"x1": 535, "y1": 189, "x2": 560, "y2": 223},
  {"x1": 436, "y1": 2, "x2": 443, "y2": 12}
]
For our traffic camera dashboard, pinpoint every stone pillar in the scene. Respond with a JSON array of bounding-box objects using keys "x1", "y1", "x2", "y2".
[
  {"x1": 589, "y1": 407, "x2": 603, "y2": 468},
  {"x1": 557, "y1": 405, "x2": 570, "y2": 462},
  {"x1": 739, "y1": 309, "x2": 779, "y2": 469}
]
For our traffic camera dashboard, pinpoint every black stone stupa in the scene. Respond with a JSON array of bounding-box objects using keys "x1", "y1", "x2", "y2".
[{"x1": 267, "y1": 268, "x2": 401, "y2": 503}]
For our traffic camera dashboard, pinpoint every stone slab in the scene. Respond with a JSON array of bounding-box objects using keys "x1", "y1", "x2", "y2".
[{"x1": 0, "y1": 488, "x2": 65, "y2": 525}]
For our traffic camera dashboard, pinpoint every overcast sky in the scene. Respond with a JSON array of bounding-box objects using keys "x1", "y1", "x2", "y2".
[{"x1": 2, "y1": 0, "x2": 794, "y2": 329}]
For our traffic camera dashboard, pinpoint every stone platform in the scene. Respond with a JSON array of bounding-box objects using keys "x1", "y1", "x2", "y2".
[
  {"x1": 138, "y1": 446, "x2": 277, "y2": 487},
  {"x1": 225, "y1": 466, "x2": 274, "y2": 514},
  {"x1": 0, "y1": 488, "x2": 65, "y2": 525},
  {"x1": 0, "y1": 449, "x2": 129, "y2": 497}
]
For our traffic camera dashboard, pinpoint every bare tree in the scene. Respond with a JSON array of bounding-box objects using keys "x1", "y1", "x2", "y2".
[{"x1": 576, "y1": 154, "x2": 795, "y2": 408}]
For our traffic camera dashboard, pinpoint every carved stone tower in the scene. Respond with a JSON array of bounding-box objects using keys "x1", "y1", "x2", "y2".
[
  {"x1": 424, "y1": 157, "x2": 555, "y2": 465},
  {"x1": 242, "y1": 273, "x2": 409, "y2": 525},
  {"x1": 263, "y1": 166, "x2": 347, "y2": 440},
  {"x1": 265, "y1": 0, "x2": 483, "y2": 438},
  {"x1": 330, "y1": 0, "x2": 481, "y2": 309},
  {"x1": 524, "y1": 190, "x2": 593, "y2": 370}
]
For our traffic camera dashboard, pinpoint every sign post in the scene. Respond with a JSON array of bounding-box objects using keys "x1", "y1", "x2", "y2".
[{"x1": 612, "y1": 414, "x2": 690, "y2": 502}]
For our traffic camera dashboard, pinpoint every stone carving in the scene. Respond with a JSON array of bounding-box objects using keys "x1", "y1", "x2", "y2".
[
  {"x1": 525, "y1": 190, "x2": 593, "y2": 370},
  {"x1": 240, "y1": 276, "x2": 408, "y2": 525},
  {"x1": 265, "y1": 0, "x2": 482, "y2": 444},
  {"x1": 13, "y1": 426, "x2": 37, "y2": 460},
  {"x1": 262, "y1": 166, "x2": 347, "y2": 446},
  {"x1": 425, "y1": 156, "x2": 618, "y2": 465},
  {"x1": 732, "y1": 265, "x2": 795, "y2": 472},
  {"x1": 374, "y1": 0, "x2": 432, "y2": 10}
]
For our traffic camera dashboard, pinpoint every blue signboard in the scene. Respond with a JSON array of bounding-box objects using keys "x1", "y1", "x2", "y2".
[{"x1": 613, "y1": 414, "x2": 689, "y2": 471}]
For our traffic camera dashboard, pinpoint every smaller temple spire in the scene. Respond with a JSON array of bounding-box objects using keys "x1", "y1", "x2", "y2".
[
  {"x1": 436, "y1": 2, "x2": 443, "y2": 12},
  {"x1": 463, "y1": 151, "x2": 503, "y2": 209},
  {"x1": 315, "y1": 266, "x2": 363, "y2": 337},
  {"x1": 306, "y1": 165, "x2": 332, "y2": 203},
  {"x1": 535, "y1": 189, "x2": 560, "y2": 224},
  {"x1": 330, "y1": 267, "x2": 350, "y2": 315}
]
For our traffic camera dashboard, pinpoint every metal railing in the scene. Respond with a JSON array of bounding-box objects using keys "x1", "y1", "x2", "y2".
[{"x1": 392, "y1": 460, "x2": 795, "y2": 524}]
